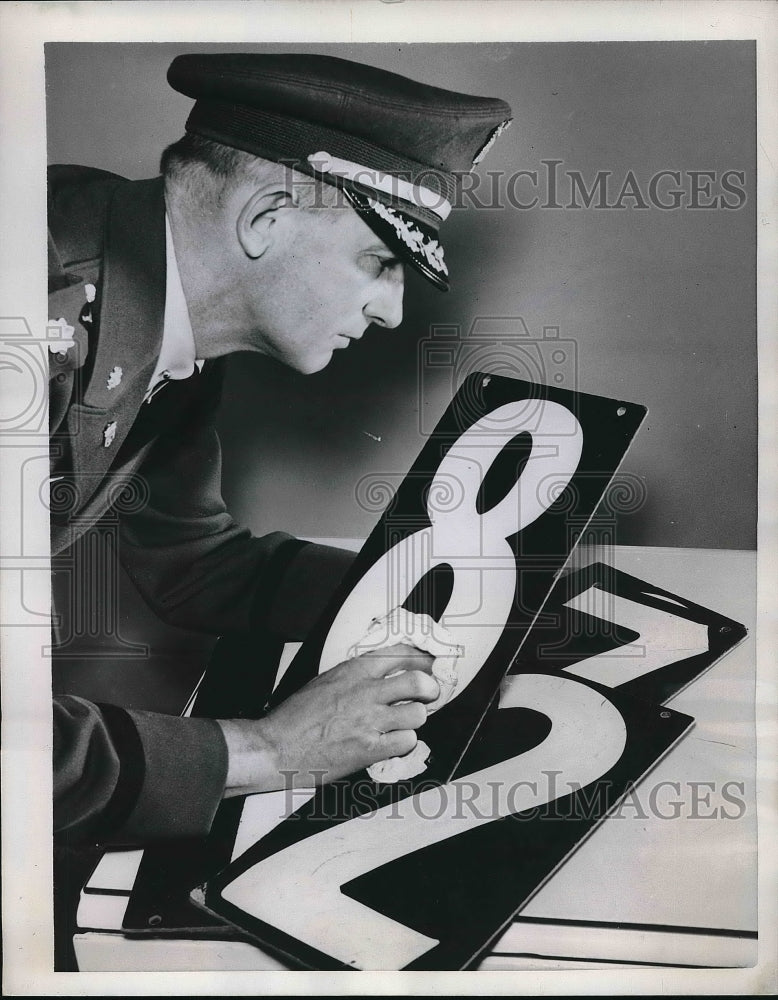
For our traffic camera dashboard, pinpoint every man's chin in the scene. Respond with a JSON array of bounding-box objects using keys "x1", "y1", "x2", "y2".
[{"x1": 296, "y1": 352, "x2": 333, "y2": 376}]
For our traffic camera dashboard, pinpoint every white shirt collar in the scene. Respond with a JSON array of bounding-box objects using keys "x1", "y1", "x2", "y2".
[{"x1": 144, "y1": 214, "x2": 204, "y2": 400}]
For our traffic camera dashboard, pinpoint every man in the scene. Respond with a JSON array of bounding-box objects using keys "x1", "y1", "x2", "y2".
[{"x1": 49, "y1": 52, "x2": 512, "y2": 844}]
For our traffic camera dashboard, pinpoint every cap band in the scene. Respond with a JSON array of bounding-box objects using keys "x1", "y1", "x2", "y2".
[{"x1": 307, "y1": 152, "x2": 452, "y2": 222}]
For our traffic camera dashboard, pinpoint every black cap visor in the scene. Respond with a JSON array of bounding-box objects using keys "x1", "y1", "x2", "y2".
[{"x1": 341, "y1": 186, "x2": 450, "y2": 292}]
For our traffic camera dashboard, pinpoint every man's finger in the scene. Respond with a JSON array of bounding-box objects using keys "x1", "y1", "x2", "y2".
[
  {"x1": 356, "y1": 644, "x2": 435, "y2": 678},
  {"x1": 377, "y1": 729, "x2": 418, "y2": 760},
  {"x1": 382, "y1": 701, "x2": 428, "y2": 732},
  {"x1": 380, "y1": 669, "x2": 440, "y2": 705}
]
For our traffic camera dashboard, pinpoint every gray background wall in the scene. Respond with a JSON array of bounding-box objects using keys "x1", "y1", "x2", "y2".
[{"x1": 46, "y1": 40, "x2": 757, "y2": 554}]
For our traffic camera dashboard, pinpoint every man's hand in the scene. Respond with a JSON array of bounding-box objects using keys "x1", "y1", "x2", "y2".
[{"x1": 217, "y1": 645, "x2": 439, "y2": 795}]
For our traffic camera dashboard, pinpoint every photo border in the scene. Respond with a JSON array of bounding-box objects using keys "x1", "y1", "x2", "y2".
[{"x1": 1, "y1": 1, "x2": 775, "y2": 995}]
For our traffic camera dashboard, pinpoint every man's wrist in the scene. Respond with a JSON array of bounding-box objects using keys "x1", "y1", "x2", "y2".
[{"x1": 216, "y1": 718, "x2": 284, "y2": 797}]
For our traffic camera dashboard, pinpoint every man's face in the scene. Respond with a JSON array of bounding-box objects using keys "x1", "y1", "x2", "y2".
[{"x1": 244, "y1": 202, "x2": 405, "y2": 374}]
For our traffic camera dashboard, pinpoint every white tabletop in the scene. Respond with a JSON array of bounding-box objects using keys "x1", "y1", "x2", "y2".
[{"x1": 520, "y1": 545, "x2": 757, "y2": 933}]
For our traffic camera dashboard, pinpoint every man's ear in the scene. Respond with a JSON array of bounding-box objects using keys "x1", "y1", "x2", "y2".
[{"x1": 236, "y1": 186, "x2": 294, "y2": 260}]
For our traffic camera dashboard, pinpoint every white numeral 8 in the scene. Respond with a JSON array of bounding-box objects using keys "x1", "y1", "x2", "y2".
[{"x1": 319, "y1": 398, "x2": 584, "y2": 703}]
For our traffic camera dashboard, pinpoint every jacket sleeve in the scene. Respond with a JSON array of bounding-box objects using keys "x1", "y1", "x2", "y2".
[
  {"x1": 54, "y1": 695, "x2": 228, "y2": 845},
  {"x1": 116, "y1": 363, "x2": 356, "y2": 640}
]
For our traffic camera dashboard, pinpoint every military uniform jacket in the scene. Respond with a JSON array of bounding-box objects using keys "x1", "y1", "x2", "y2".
[{"x1": 49, "y1": 165, "x2": 353, "y2": 843}]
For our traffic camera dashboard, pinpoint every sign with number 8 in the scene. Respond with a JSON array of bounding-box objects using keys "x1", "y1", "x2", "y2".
[{"x1": 271, "y1": 374, "x2": 647, "y2": 783}]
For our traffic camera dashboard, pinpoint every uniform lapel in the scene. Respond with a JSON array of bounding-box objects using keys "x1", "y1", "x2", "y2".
[{"x1": 70, "y1": 177, "x2": 166, "y2": 501}]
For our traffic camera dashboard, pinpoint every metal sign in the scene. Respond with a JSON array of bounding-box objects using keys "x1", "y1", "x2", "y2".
[
  {"x1": 511, "y1": 561, "x2": 748, "y2": 703},
  {"x1": 270, "y1": 373, "x2": 647, "y2": 784},
  {"x1": 203, "y1": 673, "x2": 691, "y2": 970}
]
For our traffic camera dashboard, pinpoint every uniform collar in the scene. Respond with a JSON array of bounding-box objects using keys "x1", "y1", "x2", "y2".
[{"x1": 144, "y1": 214, "x2": 204, "y2": 400}]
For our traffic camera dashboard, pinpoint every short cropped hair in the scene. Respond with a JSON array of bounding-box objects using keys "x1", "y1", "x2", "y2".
[{"x1": 160, "y1": 133, "x2": 343, "y2": 214}]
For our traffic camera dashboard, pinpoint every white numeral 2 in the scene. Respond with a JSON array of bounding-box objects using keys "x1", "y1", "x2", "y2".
[{"x1": 221, "y1": 673, "x2": 626, "y2": 970}]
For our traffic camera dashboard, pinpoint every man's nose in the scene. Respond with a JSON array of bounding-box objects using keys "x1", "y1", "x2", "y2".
[{"x1": 365, "y1": 275, "x2": 404, "y2": 330}]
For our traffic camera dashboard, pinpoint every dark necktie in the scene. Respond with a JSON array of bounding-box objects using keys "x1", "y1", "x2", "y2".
[{"x1": 115, "y1": 366, "x2": 203, "y2": 461}]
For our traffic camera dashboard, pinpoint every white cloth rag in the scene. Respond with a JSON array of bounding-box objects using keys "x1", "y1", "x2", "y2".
[{"x1": 348, "y1": 607, "x2": 464, "y2": 783}]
